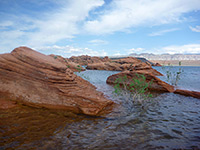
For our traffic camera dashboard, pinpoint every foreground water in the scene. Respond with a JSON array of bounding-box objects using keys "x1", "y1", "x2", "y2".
[{"x1": 0, "y1": 67, "x2": 200, "y2": 149}]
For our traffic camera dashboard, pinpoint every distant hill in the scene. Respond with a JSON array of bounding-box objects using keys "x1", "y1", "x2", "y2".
[{"x1": 129, "y1": 53, "x2": 200, "y2": 60}]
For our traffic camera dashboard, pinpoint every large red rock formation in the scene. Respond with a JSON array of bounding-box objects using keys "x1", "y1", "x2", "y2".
[
  {"x1": 106, "y1": 71, "x2": 174, "y2": 92},
  {"x1": 0, "y1": 47, "x2": 113, "y2": 115},
  {"x1": 49, "y1": 54, "x2": 85, "y2": 72}
]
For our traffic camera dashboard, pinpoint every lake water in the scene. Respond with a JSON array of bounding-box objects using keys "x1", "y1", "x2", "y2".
[
  {"x1": 154, "y1": 66, "x2": 200, "y2": 91},
  {"x1": 0, "y1": 67, "x2": 200, "y2": 149}
]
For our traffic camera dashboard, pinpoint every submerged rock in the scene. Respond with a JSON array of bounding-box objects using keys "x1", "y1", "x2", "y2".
[{"x1": 0, "y1": 47, "x2": 113, "y2": 115}]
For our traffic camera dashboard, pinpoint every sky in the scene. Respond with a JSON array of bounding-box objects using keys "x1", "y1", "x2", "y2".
[{"x1": 0, "y1": 0, "x2": 200, "y2": 57}]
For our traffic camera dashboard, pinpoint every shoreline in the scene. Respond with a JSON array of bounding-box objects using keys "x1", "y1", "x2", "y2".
[{"x1": 150, "y1": 60, "x2": 200, "y2": 66}]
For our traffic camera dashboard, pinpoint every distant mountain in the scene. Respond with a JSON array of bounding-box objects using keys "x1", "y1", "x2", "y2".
[{"x1": 129, "y1": 53, "x2": 200, "y2": 60}]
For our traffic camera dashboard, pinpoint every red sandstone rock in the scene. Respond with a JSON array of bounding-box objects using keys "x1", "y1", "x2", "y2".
[
  {"x1": 49, "y1": 54, "x2": 85, "y2": 72},
  {"x1": 0, "y1": 47, "x2": 113, "y2": 115},
  {"x1": 69, "y1": 55, "x2": 111, "y2": 65},
  {"x1": 0, "y1": 91, "x2": 18, "y2": 109},
  {"x1": 131, "y1": 69, "x2": 163, "y2": 76},
  {"x1": 113, "y1": 57, "x2": 141, "y2": 64},
  {"x1": 0, "y1": 99, "x2": 17, "y2": 109},
  {"x1": 102, "y1": 56, "x2": 111, "y2": 62},
  {"x1": 153, "y1": 63, "x2": 162, "y2": 67},
  {"x1": 86, "y1": 62, "x2": 122, "y2": 71},
  {"x1": 106, "y1": 71, "x2": 174, "y2": 92},
  {"x1": 174, "y1": 89, "x2": 200, "y2": 99},
  {"x1": 87, "y1": 57, "x2": 163, "y2": 76}
]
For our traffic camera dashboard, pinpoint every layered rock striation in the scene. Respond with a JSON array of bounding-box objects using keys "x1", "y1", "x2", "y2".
[{"x1": 0, "y1": 47, "x2": 113, "y2": 115}]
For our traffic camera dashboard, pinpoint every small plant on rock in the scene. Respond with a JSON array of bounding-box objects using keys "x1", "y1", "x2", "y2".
[
  {"x1": 74, "y1": 65, "x2": 90, "y2": 81},
  {"x1": 76, "y1": 65, "x2": 82, "y2": 73},
  {"x1": 113, "y1": 74, "x2": 153, "y2": 107},
  {"x1": 162, "y1": 61, "x2": 183, "y2": 86}
]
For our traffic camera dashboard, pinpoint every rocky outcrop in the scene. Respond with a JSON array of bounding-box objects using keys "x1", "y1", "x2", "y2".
[
  {"x1": 49, "y1": 54, "x2": 85, "y2": 72},
  {"x1": 106, "y1": 71, "x2": 174, "y2": 92},
  {"x1": 112, "y1": 57, "x2": 142, "y2": 65},
  {"x1": 152, "y1": 63, "x2": 162, "y2": 66},
  {"x1": 0, "y1": 47, "x2": 113, "y2": 115},
  {"x1": 174, "y1": 89, "x2": 200, "y2": 99},
  {"x1": 87, "y1": 57, "x2": 163, "y2": 76},
  {"x1": 86, "y1": 62, "x2": 122, "y2": 71},
  {"x1": 69, "y1": 55, "x2": 111, "y2": 66}
]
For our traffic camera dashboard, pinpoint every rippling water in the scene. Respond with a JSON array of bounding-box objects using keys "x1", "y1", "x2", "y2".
[
  {"x1": 154, "y1": 66, "x2": 200, "y2": 91},
  {"x1": 1, "y1": 67, "x2": 200, "y2": 150}
]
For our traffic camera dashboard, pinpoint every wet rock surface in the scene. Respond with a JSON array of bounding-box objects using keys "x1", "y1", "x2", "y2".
[
  {"x1": 174, "y1": 89, "x2": 200, "y2": 99},
  {"x1": 0, "y1": 47, "x2": 113, "y2": 115}
]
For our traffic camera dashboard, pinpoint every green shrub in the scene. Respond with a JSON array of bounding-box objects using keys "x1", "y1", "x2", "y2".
[
  {"x1": 113, "y1": 74, "x2": 153, "y2": 103},
  {"x1": 75, "y1": 65, "x2": 82, "y2": 72}
]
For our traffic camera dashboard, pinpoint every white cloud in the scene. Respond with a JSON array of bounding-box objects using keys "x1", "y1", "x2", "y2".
[
  {"x1": 0, "y1": 21, "x2": 13, "y2": 30},
  {"x1": 0, "y1": 0, "x2": 104, "y2": 52},
  {"x1": 28, "y1": 0, "x2": 104, "y2": 46},
  {"x1": 189, "y1": 25, "x2": 200, "y2": 32},
  {"x1": 149, "y1": 28, "x2": 179, "y2": 36},
  {"x1": 35, "y1": 45, "x2": 107, "y2": 57},
  {"x1": 88, "y1": 39, "x2": 108, "y2": 45},
  {"x1": 161, "y1": 44, "x2": 200, "y2": 54},
  {"x1": 84, "y1": 0, "x2": 200, "y2": 34},
  {"x1": 113, "y1": 52, "x2": 123, "y2": 56},
  {"x1": 129, "y1": 48, "x2": 144, "y2": 53}
]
